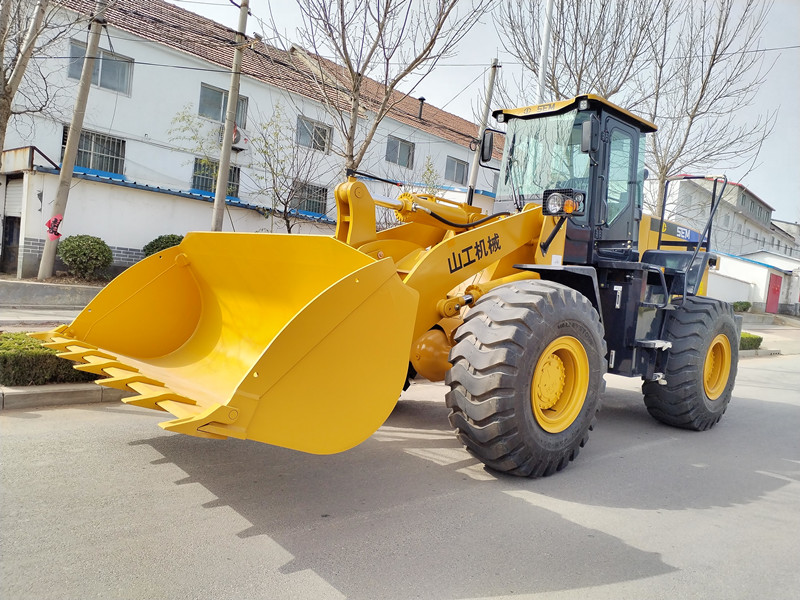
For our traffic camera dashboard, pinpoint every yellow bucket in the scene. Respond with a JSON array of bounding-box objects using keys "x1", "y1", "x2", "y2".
[{"x1": 37, "y1": 232, "x2": 418, "y2": 454}]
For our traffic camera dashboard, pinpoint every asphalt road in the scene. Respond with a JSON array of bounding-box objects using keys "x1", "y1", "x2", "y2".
[{"x1": 2, "y1": 355, "x2": 799, "y2": 600}]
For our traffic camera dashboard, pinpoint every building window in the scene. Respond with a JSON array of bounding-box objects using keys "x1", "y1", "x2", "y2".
[
  {"x1": 191, "y1": 158, "x2": 240, "y2": 197},
  {"x1": 68, "y1": 40, "x2": 133, "y2": 94},
  {"x1": 722, "y1": 214, "x2": 731, "y2": 227},
  {"x1": 445, "y1": 156, "x2": 469, "y2": 185},
  {"x1": 386, "y1": 135, "x2": 414, "y2": 169},
  {"x1": 198, "y1": 83, "x2": 248, "y2": 128},
  {"x1": 296, "y1": 116, "x2": 331, "y2": 152},
  {"x1": 62, "y1": 126, "x2": 125, "y2": 175},
  {"x1": 293, "y1": 181, "x2": 327, "y2": 214}
]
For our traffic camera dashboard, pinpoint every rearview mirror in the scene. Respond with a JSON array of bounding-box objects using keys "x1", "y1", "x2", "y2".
[
  {"x1": 480, "y1": 130, "x2": 494, "y2": 163},
  {"x1": 581, "y1": 118, "x2": 598, "y2": 153}
]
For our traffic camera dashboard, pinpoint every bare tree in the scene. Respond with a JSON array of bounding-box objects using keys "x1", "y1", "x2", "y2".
[
  {"x1": 496, "y1": 0, "x2": 652, "y2": 109},
  {"x1": 266, "y1": 0, "x2": 496, "y2": 173},
  {"x1": 248, "y1": 103, "x2": 332, "y2": 233},
  {"x1": 638, "y1": 0, "x2": 775, "y2": 215},
  {"x1": 496, "y1": 0, "x2": 776, "y2": 217},
  {"x1": 168, "y1": 104, "x2": 239, "y2": 197},
  {"x1": 0, "y1": 0, "x2": 85, "y2": 170},
  {"x1": 170, "y1": 103, "x2": 331, "y2": 234}
]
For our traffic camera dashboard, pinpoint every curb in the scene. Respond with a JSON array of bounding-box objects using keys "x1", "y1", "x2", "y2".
[
  {"x1": 1, "y1": 383, "x2": 133, "y2": 411},
  {"x1": 0, "y1": 321, "x2": 69, "y2": 329},
  {"x1": 739, "y1": 348, "x2": 782, "y2": 358}
]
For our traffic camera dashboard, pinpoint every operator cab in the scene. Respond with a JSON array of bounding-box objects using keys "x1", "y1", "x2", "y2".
[{"x1": 484, "y1": 95, "x2": 657, "y2": 264}]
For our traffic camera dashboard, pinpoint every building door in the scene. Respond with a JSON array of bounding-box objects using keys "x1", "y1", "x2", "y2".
[
  {"x1": 766, "y1": 273, "x2": 782, "y2": 314},
  {"x1": 1, "y1": 216, "x2": 21, "y2": 274},
  {"x1": 1, "y1": 176, "x2": 24, "y2": 274}
]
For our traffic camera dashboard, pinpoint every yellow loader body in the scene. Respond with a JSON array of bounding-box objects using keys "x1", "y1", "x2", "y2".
[{"x1": 34, "y1": 177, "x2": 704, "y2": 455}]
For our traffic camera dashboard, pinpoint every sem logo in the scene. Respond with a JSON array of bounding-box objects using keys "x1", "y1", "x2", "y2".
[{"x1": 676, "y1": 226, "x2": 691, "y2": 241}]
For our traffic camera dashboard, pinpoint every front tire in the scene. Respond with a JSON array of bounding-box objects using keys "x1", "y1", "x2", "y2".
[
  {"x1": 446, "y1": 280, "x2": 607, "y2": 477},
  {"x1": 643, "y1": 296, "x2": 738, "y2": 430}
]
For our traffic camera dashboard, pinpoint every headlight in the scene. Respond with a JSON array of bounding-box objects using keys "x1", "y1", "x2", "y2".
[
  {"x1": 542, "y1": 189, "x2": 586, "y2": 217},
  {"x1": 546, "y1": 192, "x2": 565, "y2": 214}
]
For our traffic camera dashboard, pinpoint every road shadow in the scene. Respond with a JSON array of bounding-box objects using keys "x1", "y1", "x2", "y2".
[
  {"x1": 125, "y1": 377, "x2": 798, "y2": 599},
  {"x1": 136, "y1": 419, "x2": 673, "y2": 599}
]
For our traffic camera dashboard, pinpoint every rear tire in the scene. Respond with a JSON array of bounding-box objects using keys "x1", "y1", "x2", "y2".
[
  {"x1": 642, "y1": 296, "x2": 738, "y2": 430},
  {"x1": 446, "y1": 280, "x2": 607, "y2": 477}
]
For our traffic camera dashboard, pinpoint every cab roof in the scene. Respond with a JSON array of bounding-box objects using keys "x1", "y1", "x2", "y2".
[{"x1": 493, "y1": 94, "x2": 658, "y2": 133}]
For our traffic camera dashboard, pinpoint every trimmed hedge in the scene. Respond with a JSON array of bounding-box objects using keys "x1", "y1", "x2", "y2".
[
  {"x1": 740, "y1": 332, "x2": 763, "y2": 351},
  {"x1": 733, "y1": 301, "x2": 751, "y2": 313},
  {"x1": 0, "y1": 333, "x2": 98, "y2": 387},
  {"x1": 143, "y1": 234, "x2": 184, "y2": 257},
  {"x1": 57, "y1": 235, "x2": 113, "y2": 279}
]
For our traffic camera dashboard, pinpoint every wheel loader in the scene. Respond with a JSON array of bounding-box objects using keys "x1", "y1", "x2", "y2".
[{"x1": 33, "y1": 95, "x2": 739, "y2": 477}]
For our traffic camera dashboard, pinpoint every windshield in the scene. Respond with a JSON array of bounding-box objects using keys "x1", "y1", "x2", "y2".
[{"x1": 496, "y1": 109, "x2": 590, "y2": 209}]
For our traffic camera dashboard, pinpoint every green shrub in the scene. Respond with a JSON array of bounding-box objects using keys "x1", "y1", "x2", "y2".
[
  {"x1": 733, "y1": 301, "x2": 751, "y2": 313},
  {"x1": 0, "y1": 333, "x2": 98, "y2": 386},
  {"x1": 739, "y1": 332, "x2": 763, "y2": 351},
  {"x1": 57, "y1": 235, "x2": 113, "y2": 279},
  {"x1": 143, "y1": 234, "x2": 184, "y2": 257}
]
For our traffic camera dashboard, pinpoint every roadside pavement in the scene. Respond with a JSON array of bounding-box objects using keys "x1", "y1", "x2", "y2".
[{"x1": 0, "y1": 307, "x2": 81, "y2": 332}]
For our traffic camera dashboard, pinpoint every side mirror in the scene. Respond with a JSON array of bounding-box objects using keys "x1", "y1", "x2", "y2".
[
  {"x1": 480, "y1": 130, "x2": 494, "y2": 163},
  {"x1": 581, "y1": 118, "x2": 598, "y2": 153}
]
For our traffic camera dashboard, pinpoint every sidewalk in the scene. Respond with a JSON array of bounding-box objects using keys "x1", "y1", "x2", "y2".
[
  {"x1": 739, "y1": 313, "x2": 800, "y2": 357},
  {"x1": 0, "y1": 307, "x2": 81, "y2": 332}
]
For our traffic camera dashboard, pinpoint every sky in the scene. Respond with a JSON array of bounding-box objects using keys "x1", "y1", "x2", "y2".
[{"x1": 165, "y1": 0, "x2": 800, "y2": 223}]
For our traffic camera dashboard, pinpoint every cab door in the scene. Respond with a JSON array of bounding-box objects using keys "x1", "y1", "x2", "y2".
[{"x1": 595, "y1": 116, "x2": 641, "y2": 260}]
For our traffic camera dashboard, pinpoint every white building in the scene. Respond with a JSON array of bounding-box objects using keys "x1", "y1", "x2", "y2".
[
  {"x1": 650, "y1": 177, "x2": 799, "y2": 258},
  {"x1": 647, "y1": 177, "x2": 800, "y2": 314},
  {"x1": 1, "y1": 0, "x2": 499, "y2": 277}
]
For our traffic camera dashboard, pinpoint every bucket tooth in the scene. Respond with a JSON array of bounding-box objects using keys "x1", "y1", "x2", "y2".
[
  {"x1": 57, "y1": 348, "x2": 116, "y2": 362},
  {"x1": 28, "y1": 325, "x2": 70, "y2": 342},
  {"x1": 42, "y1": 337, "x2": 97, "y2": 352},
  {"x1": 122, "y1": 382, "x2": 196, "y2": 412},
  {"x1": 74, "y1": 357, "x2": 132, "y2": 375},
  {"x1": 157, "y1": 400, "x2": 206, "y2": 420},
  {"x1": 96, "y1": 367, "x2": 164, "y2": 392},
  {"x1": 159, "y1": 403, "x2": 247, "y2": 440},
  {"x1": 158, "y1": 402, "x2": 236, "y2": 440}
]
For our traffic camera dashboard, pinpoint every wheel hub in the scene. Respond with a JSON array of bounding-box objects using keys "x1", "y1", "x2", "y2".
[
  {"x1": 530, "y1": 336, "x2": 590, "y2": 434},
  {"x1": 536, "y1": 354, "x2": 566, "y2": 410},
  {"x1": 704, "y1": 333, "x2": 732, "y2": 400}
]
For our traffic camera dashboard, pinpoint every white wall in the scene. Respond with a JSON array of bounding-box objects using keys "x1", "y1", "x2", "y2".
[
  {"x1": 707, "y1": 271, "x2": 754, "y2": 304},
  {"x1": 14, "y1": 169, "x2": 334, "y2": 277},
  {"x1": 715, "y1": 255, "x2": 771, "y2": 304}
]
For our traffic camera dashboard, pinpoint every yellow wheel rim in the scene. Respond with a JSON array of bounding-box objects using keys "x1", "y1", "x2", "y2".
[
  {"x1": 531, "y1": 336, "x2": 590, "y2": 433},
  {"x1": 703, "y1": 333, "x2": 732, "y2": 400}
]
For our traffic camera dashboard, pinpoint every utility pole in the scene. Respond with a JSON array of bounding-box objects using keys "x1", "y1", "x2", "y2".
[
  {"x1": 38, "y1": 0, "x2": 106, "y2": 280},
  {"x1": 467, "y1": 58, "x2": 500, "y2": 206},
  {"x1": 211, "y1": 0, "x2": 249, "y2": 232},
  {"x1": 537, "y1": 0, "x2": 555, "y2": 103}
]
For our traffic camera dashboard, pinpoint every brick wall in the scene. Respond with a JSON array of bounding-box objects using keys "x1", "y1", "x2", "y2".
[{"x1": 19, "y1": 237, "x2": 144, "y2": 277}]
